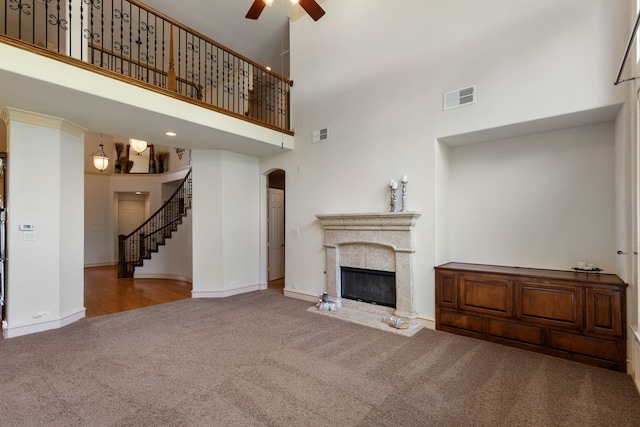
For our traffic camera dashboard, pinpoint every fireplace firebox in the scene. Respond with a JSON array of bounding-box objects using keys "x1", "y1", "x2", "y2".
[{"x1": 341, "y1": 267, "x2": 396, "y2": 308}]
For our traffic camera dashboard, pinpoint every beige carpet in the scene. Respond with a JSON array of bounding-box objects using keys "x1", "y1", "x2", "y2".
[{"x1": 1, "y1": 289, "x2": 640, "y2": 426}]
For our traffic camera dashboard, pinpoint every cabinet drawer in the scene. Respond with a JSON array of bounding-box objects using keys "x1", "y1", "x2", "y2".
[
  {"x1": 488, "y1": 318, "x2": 543, "y2": 346},
  {"x1": 459, "y1": 274, "x2": 512, "y2": 317},
  {"x1": 550, "y1": 330, "x2": 619, "y2": 363},
  {"x1": 515, "y1": 281, "x2": 582, "y2": 329},
  {"x1": 439, "y1": 309, "x2": 484, "y2": 334}
]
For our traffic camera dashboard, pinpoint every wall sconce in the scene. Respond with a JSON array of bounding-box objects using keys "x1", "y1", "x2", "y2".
[
  {"x1": 129, "y1": 138, "x2": 148, "y2": 155},
  {"x1": 91, "y1": 136, "x2": 109, "y2": 172}
]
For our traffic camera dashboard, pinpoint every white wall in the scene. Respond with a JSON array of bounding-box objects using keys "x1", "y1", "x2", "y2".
[
  {"x1": 447, "y1": 123, "x2": 616, "y2": 271},
  {"x1": 135, "y1": 212, "x2": 192, "y2": 282},
  {"x1": 261, "y1": 0, "x2": 628, "y2": 322},
  {"x1": 2, "y1": 109, "x2": 85, "y2": 337},
  {"x1": 192, "y1": 150, "x2": 261, "y2": 297}
]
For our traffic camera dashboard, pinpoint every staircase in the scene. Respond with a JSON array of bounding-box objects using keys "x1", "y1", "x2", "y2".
[{"x1": 118, "y1": 168, "x2": 192, "y2": 278}]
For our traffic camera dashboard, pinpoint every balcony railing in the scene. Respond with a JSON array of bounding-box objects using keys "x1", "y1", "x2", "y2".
[{"x1": 0, "y1": 0, "x2": 292, "y2": 133}]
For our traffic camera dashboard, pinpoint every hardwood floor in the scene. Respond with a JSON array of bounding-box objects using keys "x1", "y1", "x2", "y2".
[
  {"x1": 84, "y1": 266, "x2": 192, "y2": 318},
  {"x1": 0, "y1": 268, "x2": 284, "y2": 340},
  {"x1": 85, "y1": 267, "x2": 284, "y2": 317}
]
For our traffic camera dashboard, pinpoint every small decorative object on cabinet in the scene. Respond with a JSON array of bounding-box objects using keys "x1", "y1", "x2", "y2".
[{"x1": 435, "y1": 262, "x2": 627, "y2": 372}]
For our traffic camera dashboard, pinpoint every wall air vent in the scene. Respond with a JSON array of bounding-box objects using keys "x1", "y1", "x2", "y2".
[
  {"x1": 443, "y1": 85, "x2": 476, "y2": 110},
  {"x1": 312, "y1": 128, "x2": 329, "y2": 143}
]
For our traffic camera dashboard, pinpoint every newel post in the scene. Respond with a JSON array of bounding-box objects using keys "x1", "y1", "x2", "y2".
[{"x1": 117, "y1": 234, "x2": 126, "y2": 277}]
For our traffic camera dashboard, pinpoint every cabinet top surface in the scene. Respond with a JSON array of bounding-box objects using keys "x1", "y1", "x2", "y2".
[{"x1": 435, "y1": 262, "x2": 626, "y2": 286}]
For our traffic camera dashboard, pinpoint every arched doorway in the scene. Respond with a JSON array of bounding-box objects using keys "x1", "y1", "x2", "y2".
[{"x1": 267, "y1": 170, "x2": 285, "y2": 285}]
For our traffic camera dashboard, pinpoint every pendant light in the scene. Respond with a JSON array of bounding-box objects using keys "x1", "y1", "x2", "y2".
[
  {"x1": 129, "y1": 138, "x2": 148, "y2": 154},
  {"x1": 91, "y1": 134, "x2": 109, "y2": 172}
]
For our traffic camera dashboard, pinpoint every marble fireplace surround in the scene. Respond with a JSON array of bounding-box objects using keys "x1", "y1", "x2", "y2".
[{"x1": 316, "y1": 212, "x2": 421, "y2": 326}]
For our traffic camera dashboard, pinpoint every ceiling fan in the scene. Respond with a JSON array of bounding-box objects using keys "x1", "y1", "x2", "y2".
[{"x1": 246, "y1": 0, "x2": 326, "y2": 22}]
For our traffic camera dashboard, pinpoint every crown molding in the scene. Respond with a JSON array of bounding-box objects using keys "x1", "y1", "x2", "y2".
[{"x1": 0, "y1": 107, "x2": 87, "y2": 137}]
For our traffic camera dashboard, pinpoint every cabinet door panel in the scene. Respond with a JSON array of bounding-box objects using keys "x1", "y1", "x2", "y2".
[
  {"x1": 436, "y1": 271, "x2": 457, "y2": 308},
  {"x1": 516, "y1": 282, "x2": 582, "y2": 329},
  {"x1": 459, "y1": 275, "x2": 512, "y2": 317},
  {"x1": 586, "y1": 288, "x2": 622, "y2": 336}
]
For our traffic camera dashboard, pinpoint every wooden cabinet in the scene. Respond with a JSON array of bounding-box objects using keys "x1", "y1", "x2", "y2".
[{"x1": 435, "y1": 263, "x2": 627, "y2": 372}]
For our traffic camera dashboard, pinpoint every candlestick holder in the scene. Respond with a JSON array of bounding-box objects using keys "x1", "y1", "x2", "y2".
[
  {"x1": 401, "y1": 179, "x2": 408, "y2": 212},
  {"x1": 389, "y1": 184, "x2": 398, "y2": 212}
]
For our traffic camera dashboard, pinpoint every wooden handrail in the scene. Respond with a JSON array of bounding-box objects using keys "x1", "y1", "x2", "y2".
[{"x1": 89, "y1": 42, "x2": 203, "y2": 100}]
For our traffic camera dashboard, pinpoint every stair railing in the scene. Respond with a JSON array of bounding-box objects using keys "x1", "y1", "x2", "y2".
[
  {"x1": 118, "y1": 168, "x2": 192, "y2": 278},
  {"x1": 0, "y1": 0, "x2": 293, "y2": 134}
]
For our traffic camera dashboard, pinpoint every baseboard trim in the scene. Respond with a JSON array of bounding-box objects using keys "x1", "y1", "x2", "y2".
[
  {"x1": 3, "y1": 307, "x2": 86, "y2": 338},
  {"x1": 283, "y1": 288, "x2": 320, "y2": 303},
  {"x1": 192, "y1": 284, "x2": 260, "y2": 298},
  {"x1": 84, "y1": 262, "x2": 117, "y2": 268},
  {"x1": 418, "y1": 316, "x2": 435, "y2": 330},
  {"x1": 134, "y1": 273, "x2": 193, "y2": 282}
]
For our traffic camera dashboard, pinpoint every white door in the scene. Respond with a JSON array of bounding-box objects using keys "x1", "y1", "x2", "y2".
[
  {"x1": 118, "y1": 199, "x2": 144, "y2": 236},
  {"x1": 268, "y1": 188, "x2": 285, "y2": 281}
]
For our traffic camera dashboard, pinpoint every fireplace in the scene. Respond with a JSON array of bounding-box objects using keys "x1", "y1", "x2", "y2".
[
  {"x1": 341, "y1": 267, "x2": 396, "y2": 308},
  {"x1": 316, "y1": 212, "x2": 421, "y2": 326}
]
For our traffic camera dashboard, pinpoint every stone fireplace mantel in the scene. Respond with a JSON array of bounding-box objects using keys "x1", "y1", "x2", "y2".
[{"x1": 316, "y1": 212, "x2": 421, "y2": 326}]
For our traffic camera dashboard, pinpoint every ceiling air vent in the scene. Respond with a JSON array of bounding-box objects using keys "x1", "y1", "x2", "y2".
[
  {"x1": 443, "y1": 85, "x2": 476, "y2": 110},
  {"x1": 312, "y1": 128, "x2": 328, "y2": 143}
]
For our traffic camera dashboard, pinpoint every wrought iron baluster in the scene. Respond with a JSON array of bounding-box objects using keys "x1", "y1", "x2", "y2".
[
  {"x1": 30, "y1": 0, "x2": 35, "y2": 44},
  {"x1": 68, "y1": 0, "x2": 72, "y2": 56},
  {"x1": 44, "y1": 0, "x2": 49, "y2": 51}
]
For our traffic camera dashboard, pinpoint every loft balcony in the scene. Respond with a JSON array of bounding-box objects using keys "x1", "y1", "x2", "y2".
[{"x1": 0, "y1": 0, "x2": 294, "y2": 156}]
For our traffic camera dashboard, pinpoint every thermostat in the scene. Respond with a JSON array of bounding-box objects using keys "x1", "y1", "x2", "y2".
[{"x1": 19, "y1": 224, "x2": 35, "y2": 231}]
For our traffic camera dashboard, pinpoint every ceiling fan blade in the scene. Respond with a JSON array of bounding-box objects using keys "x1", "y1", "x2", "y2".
[
  {"x1": 298, "y1": 0, "x2": 326, "y2": 21},
  {"x1": 246, "y1": 0, "x2": 266, "y2": 19}
]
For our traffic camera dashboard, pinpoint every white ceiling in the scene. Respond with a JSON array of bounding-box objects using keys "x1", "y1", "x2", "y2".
[{"x1": 143, "y1": 0, "x2": 297, "y2": 77}]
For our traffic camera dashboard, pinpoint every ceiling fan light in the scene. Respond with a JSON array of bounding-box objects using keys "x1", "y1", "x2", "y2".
[{"x1": 129, "y1": 138, "x2": 148, "y2": 154}]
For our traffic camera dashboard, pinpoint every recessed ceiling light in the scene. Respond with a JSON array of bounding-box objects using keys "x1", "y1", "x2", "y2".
[
  {"x1": 166, "y1": 131, "x2": 177, "y2": 136},
  {"x1": 135, "y1": 192, "x2": 142, "y2": 195}
]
